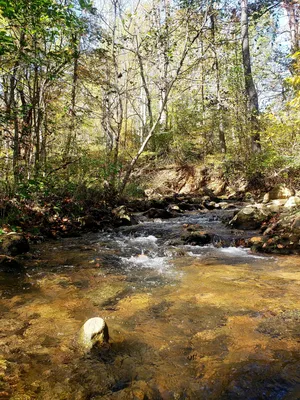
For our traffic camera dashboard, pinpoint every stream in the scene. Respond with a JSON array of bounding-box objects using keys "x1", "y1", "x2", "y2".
[{"x1": 1, "y1": 211, "x2": 300, "y2": 399}]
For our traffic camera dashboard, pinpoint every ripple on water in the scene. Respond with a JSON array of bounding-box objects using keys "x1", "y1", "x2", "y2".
[
  {"x1": 128, "y1": 235, "x2": 158, "y2": 245},
  {"x1": 121, "y1": 253, "x2": 171, "y2": 274},
  {"x1": 185, "y1": 245, "x2": 275, "y2": 265},
  {"x1": 218, "y1": 247, "x2": 273, "y2": 259}
]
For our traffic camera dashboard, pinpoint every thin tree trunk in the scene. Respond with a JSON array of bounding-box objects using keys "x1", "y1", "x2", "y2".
[
  {"x1": 8, "y1": 65, "x2": 20, "y2": 183},
  {"x1": 107, "y1": 0, "x2": 124, "y2": 195},
  {"x1": 136, "y1": 45, "x2": 153, "y2": 127},
  {"x1": 33, "y1": 63, "x2": 41, "y2": 174},
  {"x1": 10, "y1": 30, "x2": 25, "y2": 183},
  {"x1": 211, "y1": 10, "x2": 226, "y2": 154},
  {"x1": 160, "y1": 0, "x2": 170, "y2": 130},
  {"x1": 241, "y1": 0, "x2": 261, "y2": 153},
  {"x1": 18, "y1": 86, "x2": 33, "y2": 178},
  {"x1": 200, "y1": 40, "x2": 205, "y2": 127},
  {"x1": 65, "y1": 35, "x2": 79, "y2": 160}
]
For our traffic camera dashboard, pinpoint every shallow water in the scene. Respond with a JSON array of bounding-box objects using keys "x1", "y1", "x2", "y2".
[{"x1": 1, "y1": 212, "x2": 300, "y2": 399}]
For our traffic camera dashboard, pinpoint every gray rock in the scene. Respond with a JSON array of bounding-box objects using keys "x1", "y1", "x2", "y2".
[
  {"x1": 229, "y1": 205, "x2": 273, "y2": 230},
  {"x1": 77, "y1": 317, "x2": 109, "y2": 352}
]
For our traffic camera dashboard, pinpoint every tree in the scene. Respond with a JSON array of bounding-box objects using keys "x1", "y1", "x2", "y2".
[
  {"x1": 118, "y1": 0, "x2": 213, "y2": 193},
  {"x1": 210, "y1": 3, "x2": 226, "y2": 153},
  {"x1": 0, "y1": 0, "x2": 86, "y2": 183},
  {"x1": 241, "y1": 0, "x2": 261, "y2": 153}
]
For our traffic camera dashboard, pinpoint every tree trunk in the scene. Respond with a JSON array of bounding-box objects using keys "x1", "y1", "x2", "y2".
[
  {"x1": 241, "y1": 0, "x2": 261, "y2": 153},
  {"x1": 211, "y1": 10, "x2": 226, "y2": 154},
  {"x1": 160, "y1": 0, "x2": 170, "y2": 130},
  {"x1": 200, "y1": 39, "x2": 205, "y2": 127},
  {"x1": 283, "y1": 0, "x2": 300, "y2": 54},
  {"x1": 7, "y1": 64, "x2": 21, "y2": 183},
  {"x1": 65, "y1": 35, "x2": 79, "y2": 160}
]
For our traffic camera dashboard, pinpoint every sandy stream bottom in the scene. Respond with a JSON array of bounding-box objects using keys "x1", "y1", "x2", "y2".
[{"x1": 0, "y1": 230, "x2": 300, "y2": 399}]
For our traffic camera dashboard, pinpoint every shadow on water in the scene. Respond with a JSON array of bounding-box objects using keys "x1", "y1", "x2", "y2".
[{"x1": 0, "y1": 270, "x2": 39, "y2": 299}]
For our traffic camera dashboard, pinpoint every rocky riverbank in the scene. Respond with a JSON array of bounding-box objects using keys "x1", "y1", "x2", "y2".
[
  {"x1": 1, "y1": 181, "x2": 299, "y2": 273},
  {"x1": 227, "y1": 185, "x2": 300, "y2": 254}
]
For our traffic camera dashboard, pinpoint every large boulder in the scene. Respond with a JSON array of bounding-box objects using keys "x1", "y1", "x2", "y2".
[
  {"x1": 1, "y1": 233, "x2": 30, "y2": 256},
  {"x1": 77, "y1": 317, "x2": 109, "y2": 352},
  {"x1": 143, "y1": 208, "x2": 173, "y2": 219},
  {"x1": 229, "y1": 205, "x2": 273, "y2": 230},
  {"x1": 263, "y1": 185, "x2": 295, "y2": 203}
]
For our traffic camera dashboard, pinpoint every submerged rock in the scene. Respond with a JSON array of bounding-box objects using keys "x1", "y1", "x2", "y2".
[
  {"x1": 257, "y1": 310, "x2": 300, "y2": 339},
  {"x1": 143, "y1": 208, "x2": 173, "y2": 219},
  {"x1": 247, "y1": 236, "x2": 265, "y2": 252},
  {"x1": 182, "y1": 230, "x2": 212, "y2": 245},
  {"x1": 77, "y1": 317, "x2": 109, "y2": 352},
  {"x1": 100, "y1": 380, "x2": 160, "y2": 400},
  {"x1": 1, "y1": 233, "x2": 30, "y2": 256},
  {"x1": 0, "y1": 255, "x2": 24, "y2": 272}
]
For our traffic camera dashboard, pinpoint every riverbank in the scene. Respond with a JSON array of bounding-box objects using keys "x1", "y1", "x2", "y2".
[
  {"x1": 1, "y1": 163, "x2": 299, "y2": 264},
  {"x1": 0, "y1": 191, "x2": 299, "y2": 272}
]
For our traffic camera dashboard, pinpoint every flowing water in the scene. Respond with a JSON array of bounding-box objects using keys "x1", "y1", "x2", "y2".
[{"x1": 1, "y1": 212, "x2": 300, "y2": 399}]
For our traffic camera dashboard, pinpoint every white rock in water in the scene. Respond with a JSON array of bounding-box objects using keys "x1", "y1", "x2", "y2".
[{"x1": 78, "y1": 317, "x2": 109, "y2": 352}]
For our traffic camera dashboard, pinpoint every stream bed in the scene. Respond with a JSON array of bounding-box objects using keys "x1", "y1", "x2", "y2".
[{"x1": 1, "y1": 211, "x2": 300, "y2": 399}]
